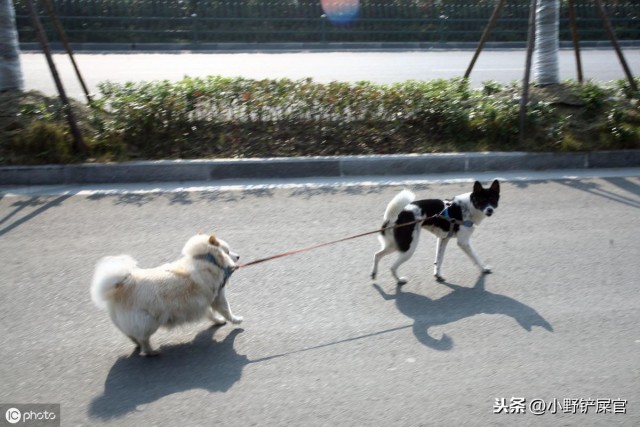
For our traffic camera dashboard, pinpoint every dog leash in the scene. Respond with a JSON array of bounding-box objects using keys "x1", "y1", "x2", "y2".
[
  {"x1": 235, "y1": 217, "x2": 428, "y2": 270},
  {"x1": 234, "y1": 201, "x2": 480, "y2": 271}
]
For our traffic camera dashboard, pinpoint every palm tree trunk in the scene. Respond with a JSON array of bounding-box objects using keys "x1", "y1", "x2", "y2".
[
  {"x1": 0, "y1": 0, "x2": 23, "y2": 91},
  {"x1": 534, "y1": 0, "x2": 560, "y2": 85}
]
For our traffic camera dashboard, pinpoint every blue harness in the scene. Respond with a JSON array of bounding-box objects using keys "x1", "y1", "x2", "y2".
[
  {"x1": 194, "y1": 253, "x2": 235, "y2": 287},
  {"x1": 439, "y1": 205, "x2": 474, "y2": 237}
]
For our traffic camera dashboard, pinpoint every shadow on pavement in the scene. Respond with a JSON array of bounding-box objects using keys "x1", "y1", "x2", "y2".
[
  {"x1": 373, "y1": 274, "x2": 553, "y2": 351},
  {"x1": 89, "y1": 275, "x2": 553, "y2": 420},
  {"x1": 557, "y1": 177, "x2": 640, "y2": 208},
  {"x1": 84, "y1": 187, "x2": 276, "y2": 206},
  {"x1": 89, "y1": 327, "x2": 248, "y2": 420},
  {"x1": 0, "y1": 195, "x2": 71, "y2": 237}
]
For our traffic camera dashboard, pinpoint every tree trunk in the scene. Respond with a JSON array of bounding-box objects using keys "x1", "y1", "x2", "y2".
[
  {"x1": 0, "y1": 0, "x2": 23, "y2": 91},
  {"x1": 534, "y1": 0, "x2": 560, "y2": 85}
]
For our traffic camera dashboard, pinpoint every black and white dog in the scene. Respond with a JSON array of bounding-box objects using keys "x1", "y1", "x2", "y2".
[{"x1": 371, "y1": 180, "x2": 500, "y2": 284}]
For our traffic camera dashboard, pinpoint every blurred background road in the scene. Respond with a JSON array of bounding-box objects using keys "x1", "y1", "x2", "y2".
[{"x1": 20, "y1": 48, "x2": 640, "y2": 100}]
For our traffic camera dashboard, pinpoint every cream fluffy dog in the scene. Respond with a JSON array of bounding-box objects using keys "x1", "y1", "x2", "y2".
[{"x1": 91, "y1": 233, "x2": 242, "y2": 356}]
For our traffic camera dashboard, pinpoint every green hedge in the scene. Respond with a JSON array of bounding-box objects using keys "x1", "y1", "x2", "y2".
[
  {"x1": 88, "y1": 77, "x2": 639, "y2": 160},
  {"x1": 3, "y1": 77, "x2": 639, "y2": 165}
]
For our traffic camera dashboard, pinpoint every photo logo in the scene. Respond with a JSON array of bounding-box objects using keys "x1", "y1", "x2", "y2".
[
  {"x1": 5, "y1": 408, "x2": 21, "y2": 424},
  {"x1": 1, "y1": 404, "x2": 59, "y2": 426}
]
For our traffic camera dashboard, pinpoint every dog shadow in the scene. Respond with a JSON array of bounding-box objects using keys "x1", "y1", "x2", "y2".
[
  {"x1": 373, "y1": 275, "x2": 553, "y2": 351},
  {"x1": 89, "y1": 326, "x2": 248, "y2": 420}
]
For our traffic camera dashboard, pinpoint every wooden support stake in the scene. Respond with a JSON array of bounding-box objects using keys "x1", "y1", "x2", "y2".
[
  {"x1": 594, "y1": 0, "x2": 637, "y2": 91},
  {"x1": 25, "y1": 0, "x2": 87, "y2": 156},
  {"x1": 41, "y1": 0, "x2": 92, "y2": 104},
  {"x1": 567, "y1": 0, "x2": 583, "y2": 83},
  {"x1": 465, "y1": 0, "x2": 506, "y2": 79}
]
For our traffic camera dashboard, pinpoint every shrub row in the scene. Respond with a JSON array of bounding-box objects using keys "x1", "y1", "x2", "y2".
[
  {"x1": 3, "y1": 77, "x2": 639, "y2": 165},
  {"x1": 94, "y1": 77, "x2": 640, "y2": 157}
]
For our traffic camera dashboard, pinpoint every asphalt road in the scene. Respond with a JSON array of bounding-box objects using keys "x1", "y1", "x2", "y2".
[
  {"x1": 0, "y1": 169, "x2": 638, "y2": 426},
  {"x1": 20, "y1": 48, "x2": 640, "y2": 101}
]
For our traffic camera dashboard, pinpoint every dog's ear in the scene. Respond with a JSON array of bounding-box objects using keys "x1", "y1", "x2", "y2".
[
  {"x1": 208, "y1": 234, "x2": 220, "y2": 246},
  {"x1": 490, "y1": 179, "x2": 500, "y2": 193},
  {"x1": 473, "y1": 181, "x2": 483, "y2": 193}
]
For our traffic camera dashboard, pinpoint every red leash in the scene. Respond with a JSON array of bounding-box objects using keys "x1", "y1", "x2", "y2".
[{"x1": 236, "y1": 217, "x2": 426, "y2": 270}]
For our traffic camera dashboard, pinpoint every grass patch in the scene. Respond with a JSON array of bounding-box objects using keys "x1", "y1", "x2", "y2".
[{"x1": 1, "y1": 77, "x2": 638, "y2": 165}]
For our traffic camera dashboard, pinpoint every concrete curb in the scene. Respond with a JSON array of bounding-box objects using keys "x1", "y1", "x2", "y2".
[{"x1": 1, "y1": 151, "x2": 639, "y2": 186}]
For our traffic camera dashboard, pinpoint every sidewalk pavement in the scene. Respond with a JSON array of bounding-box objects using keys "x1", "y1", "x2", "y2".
[{"x1": 1, "y1": 151, "x2": 639, "y2": 186}]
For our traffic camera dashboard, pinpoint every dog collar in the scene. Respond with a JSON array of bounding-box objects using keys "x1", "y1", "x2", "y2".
[{"x1": 194, "y1": 253, "x2": 235, "y2": 286}]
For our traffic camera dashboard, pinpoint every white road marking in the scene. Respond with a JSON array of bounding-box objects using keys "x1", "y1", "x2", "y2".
[{"x1": 2, "y1": 167, "x2": 639, "y2": 197}]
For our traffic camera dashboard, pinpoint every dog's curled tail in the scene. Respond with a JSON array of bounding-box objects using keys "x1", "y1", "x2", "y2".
[
  {"x1": 90, "y1": 255, "x2": 137, "y2": 310},
  {"x1": 384, "y1": 189, "x2": 415, "y2": 221}
]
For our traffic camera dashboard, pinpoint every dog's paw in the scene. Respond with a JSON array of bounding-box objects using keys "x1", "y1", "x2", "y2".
[
  {"x1": 434, "y1": 274, "x2": 445, "y2": 283},
  {"x1": 140, "y1": 350, "x2": 160, "y2": 357},
  {"x1": 396, "y1": 277, "x2": 408, "y2": 286},
  {"x1": 209, "y1": 309, "x2": 228, "y2": 325},
  {"x1": 230, "y1": 316, "x2": 244, "y2": 325},
  {"x1": 482, "y1": 266, "x2": 493, "y2": 274},
  {"x1": 211, "y1": 314, "x2": 227, "y2": 325},
  {"x1": 371, "y1": 272, "x2": 377, "y2": 280}
]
